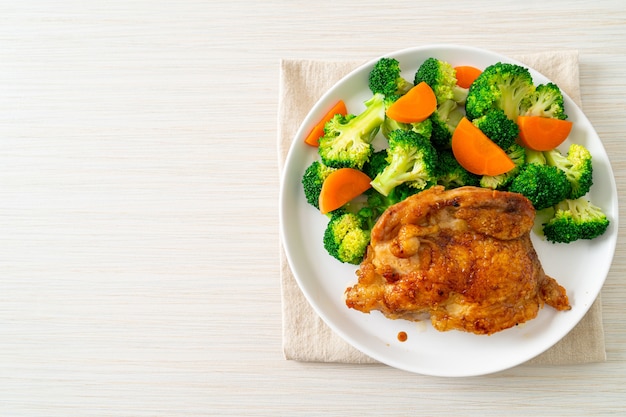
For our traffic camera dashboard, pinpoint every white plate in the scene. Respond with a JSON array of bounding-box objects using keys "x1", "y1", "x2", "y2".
[{"x1": 279, "y1": 44, "x2": 618, "y2": 377}]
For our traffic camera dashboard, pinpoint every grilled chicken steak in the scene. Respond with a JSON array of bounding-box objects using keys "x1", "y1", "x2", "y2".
[{"x1": 345, "y1": 186, "x2": 570, "y2": 335}]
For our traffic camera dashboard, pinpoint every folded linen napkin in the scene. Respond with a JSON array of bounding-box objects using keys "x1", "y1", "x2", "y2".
[{"x1": 278, "y1": 50, "x2": 606, "y2": 366}]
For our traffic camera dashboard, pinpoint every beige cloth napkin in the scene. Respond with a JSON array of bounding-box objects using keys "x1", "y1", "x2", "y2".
[{"x1": 277, "y1": 50, "x2": 606, "y2": 366}]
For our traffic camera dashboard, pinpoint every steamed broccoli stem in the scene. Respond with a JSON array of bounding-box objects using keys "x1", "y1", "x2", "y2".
[
  {"x1": 414, "y1": 57, "x2": 467, "y2": 105},
  {"x1": 479, "y1": 143, "x2": 526, "y2": 190},
  {"x1": 452, "y1": 85, "x2": 469, "y2": 104},
  {"x1": 323, "y1": 210, "x2": 371, "y2": 264},
  {"x1": 381, "y1": 117, "x2": 407, "y2": 139},
  {"x1": 318, "y1": 93, "x2": 385, "y2": 169},
  {"x1": 472, "y1": 108, "x2": 520, "y2": 150},
  {"x1": 370, "y1": 130, "x2": 437, "y2": 197},
  {"x1": 543, "y1": 198, "x2": 610, "y2": 243},
  {"x1": 509, "y1": 163, "x2": 571, "y2": 210},
  {"x1": 522, "y1": 83, "x2": 567, "y2": 120},
  {"x1": 465, "y1": 62, "x2": 536, "y2": 121},
  {"x1": 525, "y1": 148, "x2": 547, "y2": 165},
  {"x1": 544, "y1": 144, "x2": 593, "y2": 199},
  {"x1": 368, "y1": 57, "x2": 413, "y2": 97},
  {"x1": 381, "y1": 94, "x2": 406, "y2": 138},
  {"x1": 301, "y1": 160, "x2": 337, "y2": 209},
  {"x1": 499, "y1": 80, "x2": 531, "y2": 121}
]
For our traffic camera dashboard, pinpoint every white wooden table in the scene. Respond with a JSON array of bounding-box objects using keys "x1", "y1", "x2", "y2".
[{"x1": 1, "y1": 1, "x2": 625, "y2": 415}]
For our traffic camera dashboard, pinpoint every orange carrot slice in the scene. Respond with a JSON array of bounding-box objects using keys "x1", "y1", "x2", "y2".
[
  {"x1": 304, "y1": 100, "x2": 348, "y2": 147},
  {"x1": 319, "y1": 168, "x2": 372, "y2": 214},
  {"x1": 516, "y1": 116, "x2": 573, "y2": 151},
  {"x1": 386, "y1": 81, "x2": 437, "y2": 123},
  {"x1": 451, "y1": 117, "x2": 515, "y2": 176},
  {"x1": 454, "y1": 66, "x2": 482, "y2": 89}
]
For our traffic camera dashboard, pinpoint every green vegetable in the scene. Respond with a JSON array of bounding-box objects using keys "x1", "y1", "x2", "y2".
[
  {"x1": 429, "y1": 99, "x2": 465, "y2": 150},
  {"x1": 381, "y1": 95, "x2": 433, "y2": 140},
  {"x1": 471, "y1": 108, "x2": 520, "y2": 150},
  {"x1": 323, "y1": 210, "x2": 371, "y2": 264},
  {"x1": 509, "y1": 162, "x2": 571, "y2": 210},
  {"x1": 361, "y1": 151, "x2": 423, "y2": 227},
  {"x1": 301, "y1": 160, "x2": 337, "y2": 209},
  {"x1": 414, "y1": 57, "x2": 468, "y2": 104},
  {"x1": 543, "y1": 198, "x2": 610, "y2": 243},
  {"x1": 408, "y1": 58, "x2": 468, "y2": 149},
  {"x1": 318, "y1": 93, "x2": 385, "y2": 169},
  {"x1": 408, "y1": 118, "x2": 434, "y2": 139},
  {"x1": 465, "y1": 62, "x2": 536, "y2": 121},
  {"x1": 361, "y1": 149, "x2": 388, "y2": 180},
  {"x1": 360, "y1": 184, "x2": 420, "y2": 229},
  {"x1": 479, "y1": 143, "x2": 526, "y2": 190},
  {"x1": 368, "y1": 57, "x2": 413, "y2": 97},
  {"x1": 436, "y1": 149, "x2": 480, "y2": 189},
  {"x1": 370, "y1": 129, "x2": 438, "y2": 197},
  {"x1": 525, "y1": 148, "x2": 547, "y2": 165},
  {"x1": 522, "y1": 82, "x2": 567, "y2": 120},
  {"x1": 544, "y1": 143, "x2": 593, "y2": 199}
]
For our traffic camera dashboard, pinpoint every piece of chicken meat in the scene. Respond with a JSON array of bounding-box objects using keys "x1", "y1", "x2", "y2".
[{"x1": 345, "y1": 186, "x2": 570, "y2": 335}]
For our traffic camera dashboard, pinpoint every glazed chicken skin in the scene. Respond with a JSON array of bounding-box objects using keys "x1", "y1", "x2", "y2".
[{"x1": 345, "y1": 186, "x2": 570, "y2": 335}]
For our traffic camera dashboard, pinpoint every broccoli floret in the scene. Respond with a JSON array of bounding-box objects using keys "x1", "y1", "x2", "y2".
[
  {"x1": 370, "y1": 129, "x2": 438, "y2": 196},
  {"x1": 368, "y1": 57, "x2": 413, "y2": 97},
  {"x1": 544, "y1": 143, "x2": 593, "y2": 199},
  {"x1": 509, "y1": 162, "x2": 571, "y2": 210},
  {"x1": 361, "y1": 149, "x2": 388, "y2": 180},
  {"x1": 522, "y1": 82, "x2": 567, "y2": 120},
  {"x1": 465, "y1": 62, "x2": 536, "y2": 121},
  {"x1": 301, "y1": 160, "x2": 337, "y2": 209},
  {"x1": 471, "y1": 108, "x2": 520, "y2": 150},
  {"x1": 318, "y1": 93, "x2": 386, "y2": 169},
  {"x1": 414, "y1": 57, "x2": 468, "y2": 104},
  {"x1": 323, "y1": 210, "x2": 370, "y2": 264},
  {"x1": 436, "y1": 149, "x2": 480, "y2": 189},
  {"x1": 362, "y1": 150, "x2": 425, "y2": 227},
  {"x1": 479, "y1": 143, "x2": 526, "y2": 190},
  {"x1": 429, "y1": 99, "x2": 465, "y2": 149},
  {"x1": 543, "y1": 198, "x2": 610, "y2": 243},
  {"x1": 408, "y1": 118, "x2": 434, "y2": 139}
]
